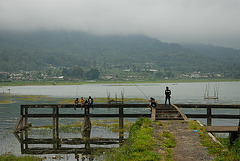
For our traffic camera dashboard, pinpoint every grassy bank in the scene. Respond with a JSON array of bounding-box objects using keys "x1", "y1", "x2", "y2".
[
  {"x1": 104, "y1": 118, "x2": 161, "y2": 161},
  {"x1": 105, "y1": 119, "x2": 240, "y2": 161},
  {"x1": 189, "y1": 121, "x2": 240, "y2": 160},
  {"x1": 33, "y1": 119, "x2": 133, "y2": 134},
  {"x1": 0, "y1": 94, "x2": 147, "y2": 104},
  {"x1": 0, "y1": 153, "x2": 42, "y2": 161},
  {"x1": 0, "y1": 78, "x2": 239, "y2": 86}
]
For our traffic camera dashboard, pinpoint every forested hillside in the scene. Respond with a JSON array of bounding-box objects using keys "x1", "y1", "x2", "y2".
[{"x1": 0, "y1": 31, "x2": 240, "y2": 77}]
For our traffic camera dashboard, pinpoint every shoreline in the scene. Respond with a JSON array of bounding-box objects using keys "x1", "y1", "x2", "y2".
[{"x1": 0, "y1": 78, "x2": 239, "y2": 86}]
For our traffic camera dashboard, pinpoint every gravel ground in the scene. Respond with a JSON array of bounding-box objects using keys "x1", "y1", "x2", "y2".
[{"x1": 152, "y1": 120, "x2": 214, "y2": 161}]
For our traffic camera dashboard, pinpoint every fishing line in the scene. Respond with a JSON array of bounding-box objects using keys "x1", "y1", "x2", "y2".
[{"x1": 132, "y1": 82, "x2": 149, "y2": 100}]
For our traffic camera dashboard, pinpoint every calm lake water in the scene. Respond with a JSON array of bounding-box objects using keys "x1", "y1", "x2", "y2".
[{"x1": 0, "y1": 82, "x2": 240, "y2": 160}]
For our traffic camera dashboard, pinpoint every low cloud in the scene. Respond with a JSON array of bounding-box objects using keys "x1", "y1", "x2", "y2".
[{"x1": 0, "y1": 0, "x2": 239, "y2": 49}]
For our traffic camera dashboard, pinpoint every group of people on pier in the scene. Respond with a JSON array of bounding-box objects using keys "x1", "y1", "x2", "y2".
[
  {"x1": 74, "y1": 96, "x2": 94, "y2": 110},
  {"x1": 73, "y1": 86, "x2": 171, "y2": 112}
]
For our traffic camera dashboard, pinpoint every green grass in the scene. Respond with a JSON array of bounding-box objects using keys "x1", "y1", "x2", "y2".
[
  {"x1": 0, "y1": 153, "x2": 42, "y2": 161},
  {"x1": 159, "y1": 130, "x2": 176, "y2": 161},
  {"x1": 153, "y1": 121, "x2": 166, "y2": 127},
  {"x1": 104, "y1": 117, "x2": 161, "y2": 161},
  {"x1": 161, "y1": 131, "x2": 176, "y2": 148},
  {"x1": 188, "y1": 120, "x2": 240, "y2": 160},
  {"x1": 0, "y1": 100, "x2": 12, "y2": 104},
  {"x1": 0, "y1": 93, "x2": 148, "y2": 104},
  {"x1": 34, "y1": 119, "x2": 133, "y2": 134}
]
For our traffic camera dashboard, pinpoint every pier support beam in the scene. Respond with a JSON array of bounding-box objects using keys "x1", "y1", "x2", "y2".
[
  {"x1": 207, "y1": 106, "x2": 212, "y2": 126},
  {"x1": 81, "y1": 106, "x2": 91, "y2": 138},
  {"x1": 81, "y1": 116, "x2": 91, "y2": 138},
  {"x1": 151, "y1": 107, "x2": 156, "y2": 121},
  {"x1": 119, "y1": 106, "x2": 124, "y2": 143},
  {"x1": 20, "y1": 106, "x2": 24, "y2": 130}
]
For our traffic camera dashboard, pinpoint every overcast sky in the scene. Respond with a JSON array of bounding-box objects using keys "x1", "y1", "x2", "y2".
[{"x1": 0, "y1": 0, "x2": 239, "y2": 49}]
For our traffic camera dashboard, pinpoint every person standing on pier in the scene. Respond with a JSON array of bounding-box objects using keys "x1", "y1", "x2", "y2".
[
  {"x1": 165, "y1": 87, "x2": 171, "y2": 106},
  {"x1": 74, "y1": 98, "x2": 79, "y2": 110}
]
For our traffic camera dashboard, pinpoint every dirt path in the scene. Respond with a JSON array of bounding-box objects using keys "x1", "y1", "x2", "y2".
[{"x1": 152, "y1": 120, "x2": 213, "y2": 161}]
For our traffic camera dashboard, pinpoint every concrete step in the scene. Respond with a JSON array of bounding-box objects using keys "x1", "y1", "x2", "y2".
[
  {"x1": 155, "y1": 117, "x2": 184, "y2": 120},
  {"x1": 156, "y1": 110, "x2": 178, "y2": 113},
  {"x1": 156, "y1": 107, "x2": 176, "y2": 110},
  {"x1": 156, "y1": 113, "x2": 181, "y2": 117}
]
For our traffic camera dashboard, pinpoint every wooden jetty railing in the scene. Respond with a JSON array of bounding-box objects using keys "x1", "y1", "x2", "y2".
[
  {"x1": 14, "y1": 104, "x2": 240, "y2": 132},
  {"x1": 174, "y1": 104, "x2": 240, "y2": 126},
  {"x1": 13, "y1": 103, "x2": 240, "y2": 154},
  {"x1": 14, "y1": 104, "x2": 151, "y2": 133},
  {"x1": 175, "y1": 104, "x2": 240, "y2": 144},
  {"x1": 14, "y1": 132, "x2": 123, "y2": 155}
]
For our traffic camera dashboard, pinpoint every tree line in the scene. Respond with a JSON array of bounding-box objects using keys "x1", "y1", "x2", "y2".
[{"x1": 0, "y1": 30, "x2": 240, "y2": 78}]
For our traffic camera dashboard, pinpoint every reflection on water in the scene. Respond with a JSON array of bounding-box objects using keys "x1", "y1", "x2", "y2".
[{"x1": 13, "y1": 126, "x2": 123, "y2": 161}]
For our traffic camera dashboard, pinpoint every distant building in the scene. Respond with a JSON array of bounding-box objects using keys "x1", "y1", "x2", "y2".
[
  {"x1": 101, "y1": 74, "x2": 116, "y2": 80},
  {"x1": 0, "y1": 72, "x2": 10, "y2": 80},
  {"x1": 142, "y1": 69, "x2": 158, "y2": 72},
  {"x1": 190, "y1": 71, "x2": 201, "y2": 78},
  {"x1": 0, "y1": 72, "x2": 9, "y2": 76}
]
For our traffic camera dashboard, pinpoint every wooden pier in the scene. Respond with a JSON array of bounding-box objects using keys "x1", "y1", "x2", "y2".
[
  {"x1": 13, "y1": 103, "x2": 240, "y2": 155},
  {"x1": 14, "y1": 103, "x2": 240, "y2": 133},
  {"x1": 14, "y1": 103, "x2": 190, "y2": 133}
]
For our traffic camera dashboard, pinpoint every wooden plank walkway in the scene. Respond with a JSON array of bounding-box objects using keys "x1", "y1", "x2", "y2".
[{"x1": 206, "y1": 126, "x2": 238, "y2": 133}]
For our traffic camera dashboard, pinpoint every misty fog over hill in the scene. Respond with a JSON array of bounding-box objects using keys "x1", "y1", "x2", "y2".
[{"x1": 0, "y1": 31, "x2": 240, "y2": 77}]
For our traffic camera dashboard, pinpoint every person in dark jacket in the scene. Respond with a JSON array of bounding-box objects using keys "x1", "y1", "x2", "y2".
[
  {"x1": 148, "y1": 97, "x2": 157, "y2": 111},
  {"x1": 165, "y1": 87, "x2": 171, "y2": 106},
  {"x1": 87, "y1": 96, "x2": 94, "y2": 110}
]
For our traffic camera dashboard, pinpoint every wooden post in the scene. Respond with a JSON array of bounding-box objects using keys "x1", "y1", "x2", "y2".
[
  {"x1": 20, "y1": 105, "x2": 24, "y2": 130},
  {"x1": 207, "y1": 106, "x2": 212, "y2": 126},
  {"x1": 85, "y1": 104, "x2": 89, "y2": 115},
  {"x1": 56, "y1": 106, "x2": 60, "y2": 148},
  {"x1": 238, "y1": 119, "x2": 240, "y2": 138},
  {"x1": 151, "y1": 107, "x2": 156, "y2": 121},
  {"x1": 24, "y1": 106, "x2": 28, "y2": 150},
  {"x1": 24, "y1": 130, "x2": 28, "y2": 150},
  {"x1": 53, "y1": 106, "x2": 57, "y2": 149},
  {"x1": 82, "y1": 105, "x2": 91, "y2": 138},
  {"x1": 229, "y1": 132, "x2": 238, "y2": 145},
  {"x1": 119, "y1": 106, "x2": 124, "y2": 143},
  {"x1": 25, "y1": 107, "x2": 28, "y2": 128},
  {"x1": 20, "y1": 131, "x2": 24, "y2": 153},
  {"x1": 53, "y1": 106, "x2": 56, "y2": 137}
]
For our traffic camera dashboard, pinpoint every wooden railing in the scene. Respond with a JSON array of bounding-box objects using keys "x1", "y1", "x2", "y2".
[{"x1": 175, "y1": 104, "x2": 240, "y2": 126}]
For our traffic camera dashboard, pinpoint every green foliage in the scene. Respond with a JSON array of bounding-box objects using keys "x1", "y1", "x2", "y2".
[
  {"x1": 62, "y1": 67, "x2": 84, "y2": 78},
  {"x1": 86, "y1": 69, "x2": 100, "y2": 80},
  {"x1": 105, "y1": 117, "x2": 161, "y2": 161},
  {"x1": 161, "y1": 131, "x2": 176, "y2": 148},
  {"x1": 0, "y1": 154, "x2": 42, "y2": 161},
  {"x1": 1, "y1": 31, "x2": 240, "y2": 78},
  {"x1": 159, "y1": 130, "x2": 176, "y2": 160},
  {"x1": 188, "y1": 121, "x2": 240, "y2": 160}
]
